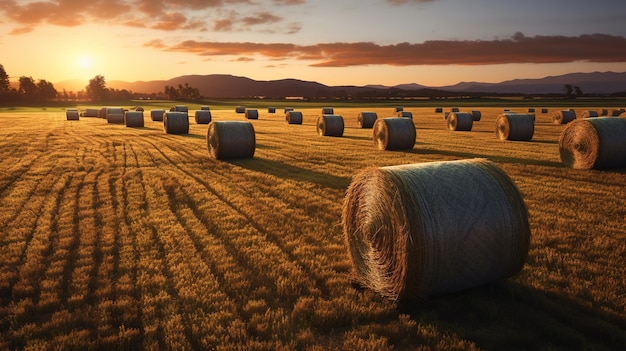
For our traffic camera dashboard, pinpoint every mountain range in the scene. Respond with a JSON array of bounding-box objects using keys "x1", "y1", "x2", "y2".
[{"x1": 54, "y1": 71, "x2": 626, "y2": 98}]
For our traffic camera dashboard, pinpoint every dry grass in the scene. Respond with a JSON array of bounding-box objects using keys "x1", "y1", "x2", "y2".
[{"x1": 0, "y1": 106, "x2": 625, "y2": 350}]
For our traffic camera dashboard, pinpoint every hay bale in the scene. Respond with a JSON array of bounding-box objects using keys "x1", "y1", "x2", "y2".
[
  {"x1": 435, "y1": 107, "x2": 443, "y2": 113},
  {"x1": 600, "y1": 109, "x2": 608, "y2": 116},
  {"x1": 150, "y1": 109, "x2": 165, "y2": 122},
  {"x1": 135, "y1": 106, "x2": 144, "y2": 112},
  {"x1": 99, "y1": 107, "x2": 107, "y2": 119},
  {"x1": 541, "y1": 108, "x2": 548, "y2": 114},
  {"x1": 357, "y1": 111, "x2": 378, "y2": 129},
  {"x1": 611, "y1": 109, "x2": 624, "y2": 116},
  {"x1": 82, "y1": 108, "x2": 99, "y2": 117},
  {"x1": 245, "y1": 109, "x2": 259, "y2": 120},
  {"x1": 163, "y1": 112, "x2": 189, "y2": 134},
  {"x1": 447, "y1": 112, "x2": 473, "y2": 131},
  {"x1": 66, "y1": 109, "x2": 79, "y2": 120},
  {"x1": 495, "y1": 113, "x2": 534, "y2": 141},
  {"x1": 125, "y1": 111, "x2": 144, "y2": 128},
  {"x1": 106, "y1": 107, "x2": 125, "y2": 124},
  {"x1": 397, "y1": 111, "x2": 413, "y2": 119},
  {"x1": 551, "y1": 110, "x2": 576, "y2": 124},
  {"x1": 528, "y1": 108, "x2": 535, "y2": 113},
  {"x1": 342, "y1": 158, "x2": 530, "y2": 300},
  {"x1": 286, "y1": 111, "x2": 303, "y2": 125},
  {"x1": 201, "y1": 106, "x2": 210, "y2": 111},
  {"x1": 171, "y1": 105, "x2": 189, "y2": 114},
  {"x1": 559, "y1": 117, "x2": 626, "y2": 170},
  {"x1": 580, "y1": 110, "x2": 599, "y2": 119},
  {"x1": 235, "y1": 106, "x2": 245, "y2": 113},
  {"x1": 322, "y1": 107, "x2": 334, "y2": 115},
  {"x1": 268, "y1": 107, "x2": 276, "y2": 113},
  {"x1": 470, "y1": 110, "x2": 482, "y2": 121},
  {"x1": 195, "y1": 110, "x2": 212, "y2": 124},
  {"x1": 284, "y1": 107, "x2": 294, "y2": 114},
  {"x1": 316, "y1": 115, "x2": 344, "y2": 137},
  {"x1": 373, "y1": 117, "x2": 415, "y2": 150},
  {"x1": 451, "y1": 107, "x2": 460, "y2": 112},
  {"x1": 395, "y1": 106, "x2": 404, "y2": 112},
  {"x1": 207, "y1": 121, "x2": 255, "y2": 160}
]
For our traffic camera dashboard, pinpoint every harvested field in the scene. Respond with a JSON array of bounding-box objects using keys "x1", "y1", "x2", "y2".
[{"x1": 0, "y1": 106, "x2": 625, "y2": 350}]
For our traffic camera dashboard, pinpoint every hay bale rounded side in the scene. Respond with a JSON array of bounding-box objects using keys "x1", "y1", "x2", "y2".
[
  {"x1": 316, "y1": 115, "x2": 344, "y2": 137},
  {"x1": 552, "y1": 110, "x2": 576, "y2": 124},
  {"x1": 558, "y1": 117, "x2": 626, "y2": 170},
  {"x1": 245, "y1": 109, "x2": 259, "y2": 120},
  {"x1": 495, "y1": 113, "x2": 534, "y2": 141},
  {"x1": 207, "y1": 121, "x2": 255, "y2": 160},
  {"x1": 172, "y1": 105, "x2": 188, "y2": 114},
  {"x1": 447, "y1": 112, "x2": 474, "y2": 131},
  {"x1": 357, "y1": 112, "x2": 378, "y2": 129},
  {"x1": 435, "y1": 107, "x2": 443, "y2": 113},
  {"x1": 470, "y1": 110, "x2": 482, "y2": 121},
  {"x1": 322, "y1": 107, "x2": 334, "y2": 115},
  {"x1": 66, "y1": 109, "x2": 79, "y2": 120},
  {"x1": 98, "y1": 107, "x2": 107, "y2": 119},
  {"x1": 106, "y1": 107, "x2": 125, "y2": 124},
  {"x1": 397, "y1": 111, "x2": 413, "y2": 119},
  {"x1": 195, "y1": 110, "x2": 212, "y2": 124},
  {"x1": 125, "y1": 111, "x2": 144, "y2": 128},
  {"x1": 285, "y1": 111, "x2": 303, "y2": 125},
  {"x1": 580, "y1": 110, "x2": 599, "y2": 119},
  {"x1": 83, "y1": 108, "x2": 100, "y2": 117},
  {"x1": 163, "y1": 112, "x2": 189, "y2": 134},
  {"x1": 451, "y1": 107, "x2": 460, "y2": 112},
  {"x1": 611, "y1": 109, "x2": 624, "y2": 116},
  {"x1": 372, "y1": 118, "x2": 415, "y2": 151},
  {"x1": 235, "y1": 106, "x2": 245, "y2": 113},
  {"x1": 150, "y1": 109, "x2": 165, "y2": 122},
  {"x1": 600, "y1": 109, "x2": 609, "y2": 116},
  {"x1": 268, "y1": 107, "x2": 276, "y2": 113},
  {"x1": 342, "y1": 158, "x2": 530, "y2": 300}
]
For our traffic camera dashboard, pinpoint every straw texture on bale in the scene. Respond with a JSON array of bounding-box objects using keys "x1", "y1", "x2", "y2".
[
  {"x1": 558, "y1": 117, "x2": 626, "y2": 170},
  {"x1": 285, "y1": 111, "x2": 303, "y2": 125},
  {"x1": 195, "y1": 110, "x2": 212, "y2": 124},
  {"x1": 373, "y1": 118, "x2": 415, "y2": 151},
  {"x1": 124, "y1": 111, "x2": 144, "y2": 128},
  {"x1": 470, "y1": 110, "x2": 482, "y2": 121},
  {"x1": 66, "y1": 109, "x2": 79, "y2": 120},
  {"x1": 163, "y1": 112, "x2": 189, "y2": 134},
  {"x1": 495, "y1": 113, "x2": 534, "y2": 141},
  {"x1": 245, "y1": 109, "x2": 259, "y2": 120},
  {"x1": 580, "y1": 110, "x2": 599, "y2": 119},
  {"x1": 435, "y1": 107, "x2": 443, "y2": 113},
  {"x1": 316, "y1": 115, "x2": 344, "y2": 137},
  {"x1": 357, "y1": 112, "x2": 378, "y2": 129},
  {"x1": 552, "y1": 110, "x2": 576, "y2": 124},
  {"x1": 397, "y1": 111, "x2": 413, "y2": 119},
  {"x1": 342, "y1": 158, "x2": 531, "y2": 300},
  {"x1": 207, "y1": 121, "x2": 255, "y2": 160},
  {"x1": 82, "y1": 108, "x2": 100, "y2": 117},
  {"x1": 447, "y1": 112, "x2": 473, "y2": 131},
  {"x1": 235, "y1": 106, "x2": 245, "y2": 113},
  {"x1": 150, "y1": 109, "x2": 165, "y2": 122},
  {"x1": 106, "y1": 107, "x2": 125, "y2": 124},
  {"x1": 268, "y1": 107, "x2": 276, "y2": 113},
  {"x1": 322, "y1": 107, "x2": 334, "y2": 115}
]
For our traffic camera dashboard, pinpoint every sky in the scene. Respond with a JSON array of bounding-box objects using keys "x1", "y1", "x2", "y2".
[{"x1": 1, "y1": 0, "x2": 626, "y2": 88}]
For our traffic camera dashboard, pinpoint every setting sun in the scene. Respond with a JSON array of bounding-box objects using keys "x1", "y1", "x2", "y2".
[{"x1": 78, "y1": 55, "x2": 93, "y2": 69}]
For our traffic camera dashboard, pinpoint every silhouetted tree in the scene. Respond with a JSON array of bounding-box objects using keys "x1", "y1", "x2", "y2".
[
  {"x1": 37, "y1": 79, "x2": 57, "y2": 100},
  {"x1": 86, "y1": 75, "x2": 109, "y2": 102},
  {"x1": 564, "y1": 84, "x2": 573, "y2": 96},
  {"x1": 574, "y1": 86, "x2": 583, "y2": 96},
  {"x1": 19, "y1": 76, "x2": 38, "y2": 101},
  {"x1": 0, "y1": 64, "x2": 9, "y2": 93},
  {"x1": 164, "y1": 83, "x2": 200, "y2": 101}
]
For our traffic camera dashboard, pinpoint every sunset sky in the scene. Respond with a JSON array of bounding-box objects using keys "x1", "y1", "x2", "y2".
[{"x1": 1, "y1": 0, "x2": 626, "y2": 88}]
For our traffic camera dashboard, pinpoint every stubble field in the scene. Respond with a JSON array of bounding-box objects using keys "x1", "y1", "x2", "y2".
[{"x1": 0, "y1": 103, "x2": 625, "y2": 350}]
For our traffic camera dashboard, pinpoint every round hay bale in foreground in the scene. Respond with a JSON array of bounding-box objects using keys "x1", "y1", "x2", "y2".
[
  {"x1": 125, "y1": 111, "x2": 144, "y2": 128},
  {"x1": 397, "y1": 111, "x2": 413, "y2": 119},
  {"x1": 580, "y1": 110, "x2": 599, "y2": 119},
  {"x1": 150, "y1": 109, "x2": 165, "y2": 122},
  {"x1": 106, "y1": 107, "x2": 125, "y2": 124},
  {"x1": 470, "y1": 110, "x2": 482, "y2": 121},
  {"x1": 495, "y1": 113, "x2": 534, "y2": 141},
  {"x1": 207, "y1": 121, "x2": 255, "y2": 160},
  {"x1": 286, "y1": 111, "x2": 303, "y2": 125},
  {"x1": 551, "y1": 110, "x2": 576, "y2": 124},
  {"x1": 447, "y1": 112, "x2": 473, "y2": 131},
  {"x1": 316, "y1": 115, "x2": 344, "y2": 137},
  {"x1": 245, "y1": 109, "x2": 259, "y2": 120},
  {"x1": 558, "y1": 117, "x2": 626, "y2": 170},
  {"x1": 357, "y1": 111, "x2": 378, "y2": 129},
  {"x1": 66, "y1": 109, "x2": 79, "y2": 120},
  {"x1": 195, "y1": 110, "x2": 212, "y2": 124},
  {"x1": 373, "y1": 118, "x2": 415, "y2": 151},
  {"x1": 342, "y1": 158, "x2": 530, "y2": 300},
  {"x1": 322, "y1": 107, "x2": 334, "y2": 115},
  {"x1": 163, "y1": 112, "x2": 189, "y2": 134}
]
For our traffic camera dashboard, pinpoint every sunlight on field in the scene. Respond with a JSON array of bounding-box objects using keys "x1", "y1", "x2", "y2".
[{"x1": 0, "y1": 106, "x2": 625, "y2": 350}]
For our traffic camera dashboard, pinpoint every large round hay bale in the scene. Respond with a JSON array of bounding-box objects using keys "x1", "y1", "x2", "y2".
[
  {"x1": 397, "y1": 111, "x2": 413, "y2": 119},
  {"x1": 163, "y1": 112, "x2": 189, "y2": 134},
  {"x1": 245, "y1": 109, "x2": 259, "y2": 120},
  {"x1": 322, "y1": 107, "x2": 334, "y2": 115},
  {"x1": 286, "y1": 111, "x2": 303, "y2": 124},
  {"x1": 495, "y1": 113, "x2": 534, "y2": 141},
  {"x1": 150, "y1": 109, "x2": 165, "y2": 122},
  {"x1": 316, "y1": 115, "x2": 344, "y2": 137},
  {"x1": 235, "y1": 106, "x2": 245, "y2": 113},
  {"x1": 66, "y1": 109, "x2": 79, "y2": 120},
  {"x1": 470, "y1": 110, "x2": 482, "y2": 121},
  {"x1": 558, "y1": 117, "x2": 626, "y2": 170},
  {"x1": 551, "y1": 110, "x2": 576, "y2": 124},
  {"x1": 580, "y1": 110, "x2": 599, "y2": 119},
  {"x1": 125, "y1": 111, "x2": 144, "y2": 128},
  {"x1": 447, "y1": 112, "x2": 473, "y2": 131},
  {"x1": 207, "y1": 121, "x2": 255, "y2": 160},
  {"x1": 342, "y1": 158, "x2": 530, "y2": 300},
  {"x1": 373, "y1": 118, "x2": 415, "y2": 151},
  {"x1": 357, "y1": 112, "x2": 378, "y2": 129},
  {"x1": 106, "y1": 107, "x2": 125, "y2": 124},
  {"x1": 195, "y1": 110, "x2": 212, "y2": 124}
]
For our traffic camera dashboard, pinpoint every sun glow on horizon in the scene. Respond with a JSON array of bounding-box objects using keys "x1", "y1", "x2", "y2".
[{"x1": 78, "y1": 55, "x2": 93, "y2": 69}]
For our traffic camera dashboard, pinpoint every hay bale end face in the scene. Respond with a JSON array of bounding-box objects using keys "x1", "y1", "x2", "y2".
[
  {"x1": 163, "y1": 112, "x2": 189, "y2": 134},
  {"x1": 580, "y1": 110, "x2": 599, "y2": 119},
  {"x1": 285, "y1": 111, "x2": 303, "y2": 125},
  {"x1": 447, "y1": 112, "x2": 473, "y2": 131},
  {"x1": 559, "y1": 117, "x2": 626, "y2": 170},
  {"x1": 125, "y1": 111, "x2": 144, "y2": 128},
  {"x1": 357, "y1": 111, "x2": 378, "y2": 129},
  {"x1": 106, "y1": 107, "x2": 125, "y2": 124},
  {"x1": 495, "y1": 113, "x2": 534, "y2": 141},
  {"x1": 207, "y1": 121, "x2": 255, "y2": 160},
  {"x1": 342, "y1": 158, "x2": 531, "y2": 300},
  {"x1": 444, "y1": 111, "x2": 450, "y2": 120},
  {"x1": 66, "y1": 109, "x2": 79, "y2": 120},
  {"x1": 373, "y1": 117, "x2": 415, "y2": 151},
  {"x1": 150, "y1": 109, "x2": 165, "y2": 122},
  {"x1": 195, "y1": 110, "x2": 212, "y2": 124},
  {"x1": 322, "y1": 107, "x2": 334, "y2": 115},
  {"x1": 551, "y1": 110, "x2": 576, "y2": 124},
  {"x1": 245, "y1": 109, "x2": 259, "y2": 120},
  {"x1": 316, "y1": 115, "x2": 344, "y2": 137}
]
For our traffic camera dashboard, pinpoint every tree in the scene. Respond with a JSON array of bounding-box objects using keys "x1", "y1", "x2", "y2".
[
  {"x1": 37, "y1": 79, "x2": 57, "y2": 100},
  {"x1": 574, "y1": 86, "x2": 583, "y2": 96},
  {"x1": 0, "y1": 64, "x2": 9, "y2": 93},
  {"x1": 19, "y1": 76, "x2": 38, "y2": 101},
  {"x1": 164, "y1": 83, "x2": 200, "y2": 101},
  {"x1": 564, "y1": 84, "x2": 573, "y2": 96},
  {"x1": 86, "y1": 75, "x2": 108, "y2": 102}
]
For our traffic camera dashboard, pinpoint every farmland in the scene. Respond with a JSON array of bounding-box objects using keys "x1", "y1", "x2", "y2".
[{"x1": 0, "y1": 102, "x2": 625, "y2": 350}]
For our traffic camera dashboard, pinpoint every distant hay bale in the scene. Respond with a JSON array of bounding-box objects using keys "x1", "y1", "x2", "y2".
[
  {"x1": 316, "y1": 115, "x2": 344, "y2": 137},
  {"x1": 495, "y1": 113, "x2": 534, "y2": 141},
  {"x1": 451, "y1": 107, "x2": 460, "y2": 112},
  {"x1": 245, "y1": 109, "x2": 259, "y2": 120},
  {"x1": 435, "y1": 107, "x2": 443, "y2": 113},
  {"x1": 397, "y1": 111, "x2": 413, "y2": 119},
  {"x1": 82, "y1": 108, "x2": 99, "y2": 117},
  {"x1": 125, "y1": 111, "x2": 144, "y2": 128},
  {"x1": 163, "y1": 112, "x2": 189, "y2": 134},
  {"x1": 551, "y1": 110, "x2": 576, "y2": 124},
  {"x1": 171, "y1": 105, "x2": 189, "y2": 114},
  {"x1": 150, "y1": 109, "x2": 165, "y2": 122},
  {"x1": 342, "y1": 158, "x2": 531, "y2": 300},
  {"x1": 284, "y1": 107, "x2": 294, "y2": 114},
  {"x1": 201, "y1": 106, "x2": 210, "y2": 111},
  {"x1": 611, "y1": 109, "x2": 624, "y2": 116},
  {"x1": 195, "y1": 110, "x2": 212, "y2": 124},
  {"x1": 373, "y1": 117, "x2": 415, "y2": 150},
  {"x1": 559, "y1": 117, "x2": 626, "y2": 170},
  {"x1": 600, "y1": 109, "x2": 608, "y2": 116},
  {"x1": 235, "y1": 106, "x2": 245, "y2": 113},
  {"x1": 99, "y1": 107, "x2": 107, "y2": 119},
  {"x1": 470, "y1": 110, "x2": 482, "y2": 121},
  {"x1": 528, "y1": 108, "x2": 535, "y2": 113},
  {"x1": 268, "y1": 107, "x2": 276, "y2": 113},
  {"x1": 357, "y1": 111, "x2": 378, "y2": 129},
  {"x1": 580, "y1": 110, "x2": 599, "y2": 119},
  {"x1": 135, "y1": 106, "x2": 144, "y2": 112},
  {"x1": 66, "y1": 109, "x2": 79, "y2": 120},
  {"x1": 541, "y1": 108, "x2": 548, "y2": 114},
  {"x1": 285, "y1": 111, "x2": 303, "y2": 125},
  {"x1": 395, "y1": 106, "x2": 404, "y2": 112},
  {"x1": 322, "y1": 107, "x2": 334, "y2": 115},
  {"x1": 106, "y1": 107, "x2": 125, "y2": 124},
  {"x1": 447, "y1": 112, "x2": 473, "y2": 131},
  {"x1": 207, "y1": 121, "x2": 255, "y2": 160}
]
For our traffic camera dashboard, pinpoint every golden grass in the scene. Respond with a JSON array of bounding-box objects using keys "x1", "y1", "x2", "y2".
[{"x1": 0, "y1": 106, "x2": 625, "y2": 350}]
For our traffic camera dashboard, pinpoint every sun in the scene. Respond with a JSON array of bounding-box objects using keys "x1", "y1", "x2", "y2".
[{"x1": 78, "y1": 55, "x2": 93, "y2": 69}]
